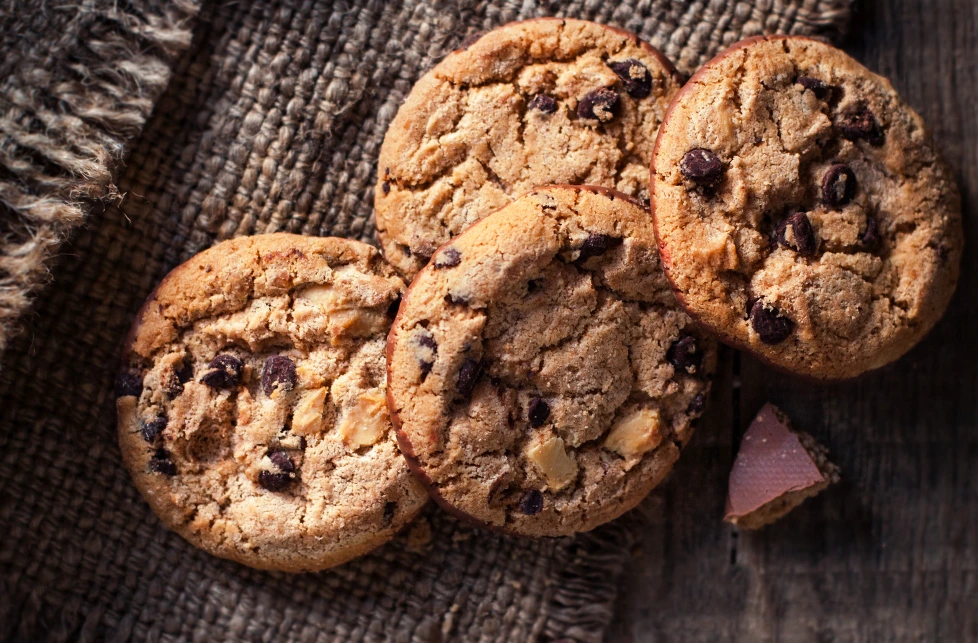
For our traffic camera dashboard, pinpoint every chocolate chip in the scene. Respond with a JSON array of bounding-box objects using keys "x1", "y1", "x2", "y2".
[
  {"x1": 577, "y1": 88, "x2": 620, "y2": 122},
  {"x1": 433, "y1": 247, "x2": 461, "y2": 269},
  {"x1": 148, "y1": 448, "x2": 176, "y2": 476},
  {"x1": 838, "y1": 104, "x2": 885, "y2": 146},
  {"x1": 416, "y1": 332, "x2": 437, "y2": 379},
  {"x1": 528, "y1": 94, "x2": 558, "y2": 114},
  {"x1": 258, "y1": 449, "x2": 296, "y2": 491},
  {"x1": 261, "y1": 355, "x2": 297, "y2": 396},
  {"x1": 458, "y1": 31, "x2": 485, "y2": 50},
  {"x1": 519, "y1": 490, "x2": 544, "y2": 515},
  {"x1": 796, "y1": 76, "x2": 834, "y2": 100},
  {"x1": 749, "y1": 300, "x2": 795, "y2": 345},
  {"x1": 859, "y1": 215, "x2": 880, "y2": 251},
  {"x1": 201, "y1": 354, "x2": 243, "y2": 389},
  {"x1": 164, "y1": 359, "x2": 195, "y2": 397},
  {"x1": 609, "y1": 59, "x2": 652, "y2": 98},
  {"x1": 528, "y1": 397, "x2": 550, "y2": 427},
  {"x1": 382, "y1": 181, "x2": 390, "y2": 195},
  {"x1": 445, "y1": 293, "x2": 469, "y2": 306},
  {"x1": 115, "y1": 371, "x2": 143, "y2": 398},
  {"x1": 775, "y1": 212, "x2": 818, "y2": 256},
  {"x1": 577, "y1": 233, "x2": 622, "y2": 262},
  {"x1": 455, "y1": 358, "x2": 482, "y2": 400},
  {"x1": 687, "y1": 393, "x2": 706, "y2": 417},
  {"x1": 140, "y1": 416, "x2": 167, "y2": 443},
  {"x1": 821, "y1": 164, "x2": 858, "y2": 207},
  {"x1": 387, "y1": 294, "x2": 402, "y2": 319},
  {"x1": 666, "y1": 336, "x2": 702, "y2": 374},
  {"x1": 680, "y1": 148, "x2": 723, "y2": 190}
]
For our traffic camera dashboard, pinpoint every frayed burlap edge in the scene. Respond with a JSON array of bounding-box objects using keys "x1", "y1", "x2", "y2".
[{"x1": 0, "y1": 0, "x2": 200, "y2": 360}]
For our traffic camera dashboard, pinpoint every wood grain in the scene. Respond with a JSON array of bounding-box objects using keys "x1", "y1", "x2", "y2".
[{"x1": 611, "y1": 0, "x2": 978, "y2": 639}]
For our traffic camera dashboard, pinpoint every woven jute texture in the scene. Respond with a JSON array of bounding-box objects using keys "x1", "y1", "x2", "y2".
[{"x1": 0, "y1": 1, "x2": 851, "y2": 641}]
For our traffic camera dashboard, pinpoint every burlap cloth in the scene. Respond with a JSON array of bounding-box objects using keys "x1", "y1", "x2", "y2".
[{"x1": 0, "y1": 1, "x2": 851, "y2": 641}]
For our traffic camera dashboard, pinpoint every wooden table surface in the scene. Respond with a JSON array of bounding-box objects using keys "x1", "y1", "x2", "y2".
[{"x1": 610, "y1": 0, "x2": 978, "y2": 640}]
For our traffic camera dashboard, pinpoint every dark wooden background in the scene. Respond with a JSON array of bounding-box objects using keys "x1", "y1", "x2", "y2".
[{"x1": 610, "y1": 0, "x2": 978, "y2": 640}]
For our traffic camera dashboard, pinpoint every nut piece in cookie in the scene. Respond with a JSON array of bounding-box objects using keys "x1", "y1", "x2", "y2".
[{"x1": 724, "y1": 403, "x2": 840, "y2": 530}]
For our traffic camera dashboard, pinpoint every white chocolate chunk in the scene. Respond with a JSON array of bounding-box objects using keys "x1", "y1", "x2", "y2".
[
  {"x1": 527, "y1": 436, "x2": 578, "y2": 490},
  {"x1": 604, "y1": 408, "x2": 664, "y2": 470}
]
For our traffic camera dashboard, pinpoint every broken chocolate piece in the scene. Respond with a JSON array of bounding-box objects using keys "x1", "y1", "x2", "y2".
[
  {"x1": 455, "y1": 358, "x2": 482, "y2": 400},
  {"x1": 528, "y1": 94, "x2": 558, "y2": 114},
  {"x1": 775, "y1": 211, "x2": 818, "y2": 256},
  {"x1": 749, "y1": 300, "x2": 795, "y2": 345},
  {"x1": 201, "y1": 354, "x2": 243, "y2": 389},
  {"x1": 433, "y1": 247, "x2": 461, "y2": 269},
  {"x1": 258, "y1": 449, "x2": 297, "y2": 491},
  {"x1": 680, "y1": 148, "x2": 723, "y2": 190},
  {"x1": 148, "y1": 448, "x2": 177, "y2": 476},
  {"x1": 261, "y1": 355, "x2": 297, "y2": 396},
  {"x1": 577, "y1": 88, "x2": 620, "y2": 122},
  {"x1": 795, "y1": 75, "x2": 834, "y2": 101},
  {"x1": 609, "y1": 59, "x2": 652, "y2": 98},
  {"x1": 140, "y1": 416, "x2": 167, "y2": 443},
  {"x1": 577, "y1": 233, "x2": 622, "y2": 261},
  {"x1": 116, "y1": 371, "x2": 143, "y2": 399},
  {"x1": 519, "y1": 489, "x2": 544, "y2": 515},
  {"x1": 666, "y1": 336, "x2": 701, "y2": 374},
  {"x1": 416, "y1": 331, "x2": 437, "y2": 379},
  {"x1": 724, "y1": 403, "x2": 839, "y2": 529},
  {"x1": 837, "y1": 103, "x2": 885, "y2": 146},
  {"x1": 820, "y1": 164, "x2": 857, "y2": 207}
]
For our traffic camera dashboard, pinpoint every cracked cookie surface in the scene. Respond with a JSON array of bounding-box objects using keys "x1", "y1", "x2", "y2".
[
  {"x1": 651, "y1": 36, "x2": 962, "y2": 380},
  {"x1": 117, "y1": 233, "x2": 427, "y2": 572},
  {"x1": 386, "y1": 186, "x2": 716, "y2": 537},
  {"x1": 375, "y1": 18, "x2": 682, "y2": 278}
]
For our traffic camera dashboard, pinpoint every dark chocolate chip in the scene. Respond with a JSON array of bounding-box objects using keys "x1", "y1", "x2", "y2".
[
  {"x1": 445, "y1": 293, "x2": 469, "y2": 306},
  {"x1": 609, "y1": 59, "x2": 652, "y2": 98},
  {"x1": 687, "y1": 393, "x2": 706, "y2": 417},
  {"x1": 577, "y1": 233, "x2": 622, "y2": 261},
  {"x1": 164, "y1": 359, "x2": 195, "y2": 397},
  {"x1": 838, "y1": 104, "x2": 885, "y2": 146},
  {"x1": 821, "y1": 164, "x2": 858, "y2": 207},
  {"x1": 859, "y1": 215, "x2": 880, "y2": 251},
  {"x1": 577, "y1": 88, "x2": 620, "y2": 122},
  {"x1": 796, "y1": 76, "x2": 834, "y2": 100},
  {"x1": 201, "y1": 354, "x2": 243, "y2": 389},
  {"x1": 116, "y1": 371, "x2": 143, "y2": 398},
  {"x1": 455, "y1": 358, "x2": 483, "y2": 400},
  {"x1": 749, "y1": 300, "x2": 795, "y2": 345},
  {"x1": 666, "y1": 336, "x2": 702, "y2": 374},
  {"x1": 387, "y1": 294, "x2": 402, "y2": 319},
  {"x1": 680, "y1": 148, "x2": 723, "y2": 190},
  {"x1": 261, "y1": 355, "x2": 297, "y2": 396},
  {"x1": 259, "y1": 449, "x2": 296, "y2": 491},
  {"x1": 433, "y1": 247, "x2": 461, "y2": 269},
  {"x1": 458, "y1": 31, "x2": 485, "y2": 50},
  {"x1": 148, "y1": 448, "x2": 177, "y2": 476},
  {"x1": 382, "y1": 181, "x2": 391, "y2": 194},
  {"x1": 140, "y1": 416, "x2": 167, "y2": 443},
  {"x1": 775, "y1": 212, "x2": 818, "y2": 256},
  {"x1": 519, "y1": 490, "x2": 544, "y2": 515},
  {"x1": 528, "y1": 94, "x2": 558, "y2": 114},
  {"x1": 416, "y1": 332, "x2": 437, "y2": 379},
  {"x1": 528, "y1": 397, "x2": 550, "y2": 428}
]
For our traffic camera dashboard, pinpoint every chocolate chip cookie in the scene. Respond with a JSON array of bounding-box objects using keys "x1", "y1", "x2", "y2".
[
  {"x1": 117, "y1": 233, "x2": 427, "y2": 572},
  {"x1": 651, "y1": 36, "x2": 962, "y2": 380},
  {"x1": 376, "y1": 18, "x2": 683, "y2": 277},
  {"x1": 386, "y1": 186, "x2": 716, "y2": 537}
]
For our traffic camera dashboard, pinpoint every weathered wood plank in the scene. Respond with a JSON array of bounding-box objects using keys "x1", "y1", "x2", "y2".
[{"x1": 611, "y1": 0, "x2": 978, "y2": 639}]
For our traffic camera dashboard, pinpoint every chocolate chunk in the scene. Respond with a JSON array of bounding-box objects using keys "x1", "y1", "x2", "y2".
[
  {"x1": 458, "y1": 31, "x2": 485, "y2": 50},
  {"x1": 416, "y1": 332, "x2": 437, "y2": 379},
  {"x1": 577, "y1": 88, "x2": 620, "y2": 122},
  {"x1": 164, "y1": 359, "x2": 195, "y2": 397},
  {"x1": 261, "y1": 355, "x2": 297, "y2": 396},
  {"x1": 577, "y1": 233, "x2": 622, "y2": 261},
  {"x1": 528, "y1": 397, "x2": 550, "y2": 428},
  {"x1": 148, "y1": 448, "x2": 177, "y2": 476},
  {"x1": 609, "y1": 59, "x2": 652, "y2": 98},
  {"x1": 519, "y1": 489, "x2": 544, "y2": 515},
  {"x1": 433, "y1": 247, "x2": 461, "y2": 269},
  {"x1": 258, "y1": 449, "x2": 297, "y2": 492},
  {"x1": 837, "y1": 104, "x2": 885, "y2": 146},
  {"x1": 775, "y1": 212, "x2": 818, "y2": 257},
  {"x1": 680, "y1": 148, "x2": 723, "y2": 190},
  {"x1": 445, "y1": 292, "x2": 469, "y2": 306},
  {"x1": 116, "y1": 371, "x2": 143, "y2": 398},
  {"x1": 455, "y1": 358, "x2": 483, "y2": 400},
  {"x1": 820, "y1": 164, "x2": 857, "y2": 207},
  {"x1": 795, "y1": 76, "x2": 834, "y2": 101},
  {"x1": 687, "y1": 393, "x2": 706, "y2": 417},
  {"x1": 140, "y1": 416, "x2": 167, "y2": 443},
  {"x1": 200, "y1": 354, "x2": 243, "y2": 389},
  {"x1": 749, "y1": 300, "x2": 795, "y2": 345},
  {"x1": 387, "y1": 294, "x2": 402, "y2": 319},
  {"x1": 528, "y1": 94, "x2": 558, "y2": 114},
  {"x1": 724, "y1": 403, "x2": 837, "y2": 529},
  {"x1": 666, "y1": 336, "x2": 702, "y2": 374},
  {"x1": 382, "y1": 181, "x2": 391, "y2": 195},
  {"x1": 859, "y1": 215, "x2": 880, "y2": 251}
]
